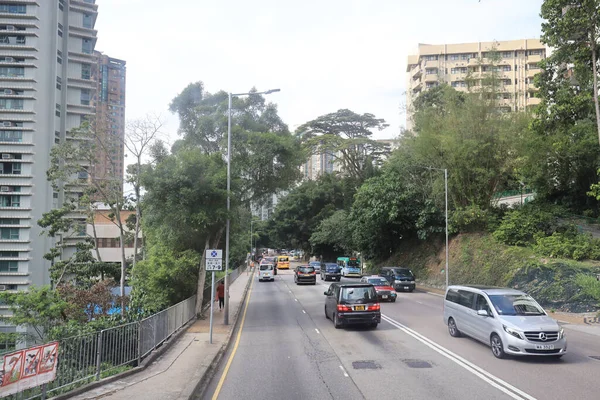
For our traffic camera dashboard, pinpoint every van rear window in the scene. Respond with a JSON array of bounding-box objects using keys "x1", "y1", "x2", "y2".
[{"x1": 260, "y1": 264, "x2": 273, "y2": 271}]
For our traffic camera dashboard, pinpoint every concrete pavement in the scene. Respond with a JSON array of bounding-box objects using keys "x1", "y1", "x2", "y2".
[{"x1": 67, "y1": 268, "x2": 254, "y2": 400}]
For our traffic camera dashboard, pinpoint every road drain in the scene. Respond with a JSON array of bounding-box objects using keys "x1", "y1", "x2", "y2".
[
  {"x1": 352, "y1": 360, "x2": 381, "y2": 369},
  {"x1": 403, "y1": 359, "x2": 432, "y2": 368},
  {"x1": 589, "y1": 356, "x2": 600, "y2": 361}
]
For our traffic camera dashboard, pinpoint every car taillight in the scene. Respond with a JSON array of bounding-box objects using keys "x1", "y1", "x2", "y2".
[
  {"x1": 337, "y1": 305, "x2": 352, "y2": 312},
  {"x1": 310, "y1": 271, "x2": 315, "y2": 274},
  {"x1": 367, "y1": 303, "x2": 380, "y2": 311}
]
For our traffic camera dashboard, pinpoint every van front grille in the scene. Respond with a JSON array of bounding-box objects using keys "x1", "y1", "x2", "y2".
[{"x1": 523, "y1": 331, "x2": 559, "y2": 342}]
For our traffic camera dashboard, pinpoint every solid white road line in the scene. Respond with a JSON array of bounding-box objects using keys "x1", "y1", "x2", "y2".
[
  {"x1": 302, "y1": 310, "x2": 306, "y2": 314},
  {"x1": 315, "y1": 328, "x2": 320, "y2": 334},
  {"x1": 339, "y1": 365, "x2": 349, "y2": 377},
  {"x1": 381, "y1": 315, "x2": 536, "y2": 400}
]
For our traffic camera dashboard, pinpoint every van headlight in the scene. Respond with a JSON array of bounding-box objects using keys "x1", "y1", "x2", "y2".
[
  {"x1": 503, "y1": 325, "x2": 523, "y2": 340},
  {"x1": 559, "y1": 327, "x2": 565, "y2": 339}
]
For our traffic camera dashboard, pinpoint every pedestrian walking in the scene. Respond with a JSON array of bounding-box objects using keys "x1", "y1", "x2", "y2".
[{"x1": 216, "y1": 281, "x2": 225, "y2": 311}]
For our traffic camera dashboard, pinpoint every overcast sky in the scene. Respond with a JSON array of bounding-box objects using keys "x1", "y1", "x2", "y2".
[{"x1": 95, "y1": 0, "x2": 544, "y2": 144}]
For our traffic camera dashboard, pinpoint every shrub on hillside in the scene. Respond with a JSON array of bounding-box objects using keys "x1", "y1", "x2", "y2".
[
  {"x1": 493, "y1": 207, "x2": 558, "y2": 246},
  {"x1": 449, "y1": 205, "x2": 497, "y2": 234},
  {"x1": 533, "y1": 226, "x2": 600, "y2": 261},
  {"x1": 575, "y1": 274, "x2": 600, "y2": 303}
]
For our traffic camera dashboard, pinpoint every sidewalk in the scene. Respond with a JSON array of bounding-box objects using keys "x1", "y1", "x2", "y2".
[{"x1": 68, "y1": 269, "x2": 254, "y2": 400}]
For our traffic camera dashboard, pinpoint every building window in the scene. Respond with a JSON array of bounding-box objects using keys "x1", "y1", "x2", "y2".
[
  {"x1": 500, "y1": 65, "x2": 511, "y2": 72},
  {"x1": 0, "y1": 67, "x2": 24, "y2": 77},
  {"x1": 425, "y1": 68, "x2": 437, "y2": 75},
  {"x1": 83, "y1": 14, "x2": 93, "y2": 29},
  {"x1": 529, "y1": 63, "x2": 540, "y2": 70},
  {"x1": 0, "y1": 195, "x2": 19, "y2": 207},
  {"x1": 0, "y1": 5, "x2": 26, "y2": 14},
  {"x1": 450, "y1": 67, "x2": 467, "y2": 74},
  {"x1": 423, "y1": 55, "x2": 438, "y2": 61},
  {"x1": 461, "y1": 53, "x2": 470, "y2": 60},
  {"x1": 448, "y1": 54, "x2": 460, "y2": 61},
  {"x1": 58, "y1": 28, "x2": 62, "y2": 37},
  {"x1": 451, "y1": 81, "x2": 466, "y2": 88},
  {"x1": 82, "y1": 39, "x2": 92, "y2": 54},
  {"x1": 0, "y1": 130, "x2": 22, "y2": 142},
  {"x1": 0, "y1": 260, "x2": 17, "y2": 272},
  {"x1": 0, "y1": 99, "x2": 23, "y2": 110},
  {"x1": 528, "y1": 49, "x2": 544, "y2": 56},
  {"x1": 502, "y1": 79, "x2": 512, "y2": 85},
  {"x1": 0, "y1": 251, "x2": 18, "y2": 257},
  {"x1": 0, "y1": 228, "x2": 19, "y2": 240},
  {"x1": 80, "y1": 89, "x2": 91, "y2": 105},
  {"x1": 55, "y1": 103, "x2": 60, "y2": 117},
  {"x1": 81, "y1": 64, "x2": 91, "y2": 80},
  {"x1": 426, "y1": 82, "x2": 438, "y2": 88},
  {"x1": 56, "y1": 76, "x2": 61, "y2": 90},
  {"x1": 501, "y1": 51, "x2": 513, "y2": 58}
]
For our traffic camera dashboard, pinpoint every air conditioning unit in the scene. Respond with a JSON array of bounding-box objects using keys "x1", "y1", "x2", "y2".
[
  {"x1": 2, "y1": 121, "x2": 11, "y2": 127},
  {"x1": 0, "y1": 186, "x2": 9, "y2": 192},
  {"x1": 0, "y1": 285, "x2": 6, "y2": 291},
  {"x1": 6, "y1": 26, "x2": 15, "y2": 31},
  {"x1": 1, "y1": 154, "x2": 12, "y2": 159},
  {"x1": 4, "y1": 57, "x2": 13, "y2": 62},
  {"x1": 3, "y1": 89, "x2": 12, "y2": 95}
]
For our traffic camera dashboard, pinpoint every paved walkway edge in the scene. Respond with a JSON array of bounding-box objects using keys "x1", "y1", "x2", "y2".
[
  {"x1": 54, "y1": 317, "x2": 197, "y2": 400},
  {"x1": 188, "y1": 270, "x2": 254, "y2": 400}
]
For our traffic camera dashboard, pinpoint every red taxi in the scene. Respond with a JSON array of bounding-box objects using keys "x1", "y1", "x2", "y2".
[{"x1": 360, "y1": 276, "x2": 397, "y2": 302}]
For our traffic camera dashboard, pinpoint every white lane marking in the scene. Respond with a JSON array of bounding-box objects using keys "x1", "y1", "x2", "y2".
[
  {"x1": 294, "y1": 298, "x2": 298, "y2": 302},
  {"x1": 416, "y1": 301, "x2": 424, "y2": 304},
  {"x1": 302, "y1": 310, "x2": 306, "y2": 314},
  {"x1": 339, "y1": 365, "x2": 349, "y2": 377},
  {"x1": 315, "y1": 328, "x2": 320, "y2": 334},
  {"x1": 289, "y1": 290, "x2": 292, "y2": 293},
  {"x1": 381, "y1": 315, "x2": 536, "y2": 400}
]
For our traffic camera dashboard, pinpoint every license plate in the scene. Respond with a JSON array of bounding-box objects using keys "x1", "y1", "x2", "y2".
[
  {"x1": 535, "y1": 344, "x2": 555, "y2": 350},
  {"x1": 404, "y1": 286, "x2": 409, "y2": 290},
  {"x1": 354, "y1": 305, "x2": 365, "y2": 311},
  {"x1": 302, "y1": 274, "x2": 311, "y2": 277},
  {"x1": 382, "y1": 295, "x2": 388, "y2": 299}
]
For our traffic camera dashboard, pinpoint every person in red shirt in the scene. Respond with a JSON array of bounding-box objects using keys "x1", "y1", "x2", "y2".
[{"x1": 216, "y1": 282, "x2": 225, "y2": 311}]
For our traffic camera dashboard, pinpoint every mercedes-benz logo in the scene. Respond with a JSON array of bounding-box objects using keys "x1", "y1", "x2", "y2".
[{"x1": 539, "y1": 332, "x2": 547, "y2": 341}]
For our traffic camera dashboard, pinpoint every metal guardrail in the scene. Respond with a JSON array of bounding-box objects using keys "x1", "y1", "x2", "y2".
[{"x1": 5, "y1": 265, "x2": 248, "y2": 400}]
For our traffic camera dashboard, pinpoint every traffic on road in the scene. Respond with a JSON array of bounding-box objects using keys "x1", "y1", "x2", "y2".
[{"x1": 204, "y1": 260, "x2": 600, "y2": 400}]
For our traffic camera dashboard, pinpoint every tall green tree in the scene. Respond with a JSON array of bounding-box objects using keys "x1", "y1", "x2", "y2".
[
  {"x1": 541, "y1": 0, "x2": 600, "y2": 144},
  {"x1": 297, "y1": 109, "x2": 389, "y2": 182}
]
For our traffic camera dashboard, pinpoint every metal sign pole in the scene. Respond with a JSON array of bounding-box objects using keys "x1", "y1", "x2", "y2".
[{"x1": 209, "y1": 271, "x2": 215, "y2": 344}]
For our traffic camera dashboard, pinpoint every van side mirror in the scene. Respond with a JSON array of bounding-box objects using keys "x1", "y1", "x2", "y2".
[
  {"x1": 324, "y1": 291, "x2": 330, "y2": 296},
  {"x1": 477, "y1": 309, "x2": 489, "y2": 317}
]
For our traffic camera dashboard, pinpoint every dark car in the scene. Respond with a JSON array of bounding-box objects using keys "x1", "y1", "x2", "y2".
[
  {"x1": 320, "y1": 262, "x2": 341, "y2": 281},
  {"x1": 309, "y1": 261, "x2": 321, "y2": 272},
  {"x1": 324, "y1": 283, "x2": 380, "y2": 329},
  {"x1": 294, "y1": 265, "x2": 317, "y2": 285},
  {"x1": 380, "y1": 267, "x2": 416, "y2": 292},
  {"x1": 261, "y1": 256, "x2": 278, "y2": 275}
]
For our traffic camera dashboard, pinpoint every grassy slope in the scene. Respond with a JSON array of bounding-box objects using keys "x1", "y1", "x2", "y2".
[{"x1": 371, "y1": 232, "x2": 600, "y2": 313}]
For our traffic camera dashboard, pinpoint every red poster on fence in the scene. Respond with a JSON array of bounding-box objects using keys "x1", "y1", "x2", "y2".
[{"x1": 0, "y1": 342, "x2": 59, "y2": 397}]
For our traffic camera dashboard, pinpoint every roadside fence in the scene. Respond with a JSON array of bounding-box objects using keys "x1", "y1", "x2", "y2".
[{"x1": 4, "y1": 265, "x2": 248, "y2": 400}]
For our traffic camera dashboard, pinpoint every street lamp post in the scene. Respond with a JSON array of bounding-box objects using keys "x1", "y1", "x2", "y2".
[
  {"x1": 224, "y1": 88, "x2": 280, "y2": 325},
  {"x1": 250, "y1": 219, "x2": 255, "y2": 259},
  {"x1": 420, "y1": 166, "x2": 449, "y2": 288}
]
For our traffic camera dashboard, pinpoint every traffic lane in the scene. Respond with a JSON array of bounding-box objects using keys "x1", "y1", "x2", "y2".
[
  {"x1": 284, "y1": 274, "x2": 517, "y2": 400},
  {"x1": 204, "y1": 271, "x2": 365, "y2": 400},
  {"x1": 383, "y1": 290, "x2": 600, "y2": 400}
]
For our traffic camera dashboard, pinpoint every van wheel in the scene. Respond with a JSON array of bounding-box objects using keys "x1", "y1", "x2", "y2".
[
  {"x1": 391, "y1": 298, "x2": 396, "y2": 303},
  {"x1": 490, "y1": 334, "x2": 507, "y2": 359},
  {"x1": 333, "y1": 313, "x2": 342, "y2": 329},
  {"x1": 448, "y1": 318, "x2": 461, "y2": 337},
  {"x1": 369, "y1": 323, "x2": 378, "y2": 329},
  {"x1": 325, "y1": 305, "x2": 329, "y2": 319}
]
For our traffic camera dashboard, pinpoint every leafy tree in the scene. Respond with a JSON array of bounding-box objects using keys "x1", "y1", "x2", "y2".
[
  {"x1": 541, "y1": 0, "x2": 600, "y2": 144},
  {"x1": 309, "y1": 210, "x2": 353, "y2": 260},
  {"x1": 297, "y1": 109, "x2": 389, "y2": 182}
]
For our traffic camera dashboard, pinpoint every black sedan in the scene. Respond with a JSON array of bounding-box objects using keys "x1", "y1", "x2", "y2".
[{"x1": 294, "y1": 265, "x2": 317, "y2": 285}]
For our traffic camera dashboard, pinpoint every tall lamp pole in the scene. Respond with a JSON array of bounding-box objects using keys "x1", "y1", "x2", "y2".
[{"x1": 224, "y1": 88, "x2": 280, "y2": 325}]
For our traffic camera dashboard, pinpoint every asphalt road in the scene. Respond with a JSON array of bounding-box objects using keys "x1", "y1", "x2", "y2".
[{"x1": 203, "y1": 266, "x2": 600, "y2": 400}]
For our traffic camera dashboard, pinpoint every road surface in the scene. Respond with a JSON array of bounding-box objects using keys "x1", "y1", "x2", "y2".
[{"x1": 203, "y1": 266, "x2": 600, "y2": 400}]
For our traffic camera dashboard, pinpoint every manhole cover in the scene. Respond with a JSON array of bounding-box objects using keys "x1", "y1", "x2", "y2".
[
  {"x1": 590, "y1": 356, "x2": 600, "y2": 361},
  {"x1": 403, "y1": 359, "x2": 432, "y2": 368},
  {"x1": 352, "y1": 360, "x2": 380, "y2": 369}
]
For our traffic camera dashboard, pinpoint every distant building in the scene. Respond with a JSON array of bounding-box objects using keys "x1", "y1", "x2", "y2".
[
  {"x1": 92, "y1": 52, "x2": 126, "y2": 193},
  {"x1": 87, "y1": 207, "x2": 141, "y2": 263},
  {"x1": 301, "y1": 151, "x2": 336, "y2": 181},
  {"x1": 406, "y1": 39, "x2": 547, "y2": 129}
]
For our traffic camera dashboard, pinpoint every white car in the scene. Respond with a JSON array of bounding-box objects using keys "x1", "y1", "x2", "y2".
[{"x1": 258, "y1": 264, "x2": 274, "y2": 282}]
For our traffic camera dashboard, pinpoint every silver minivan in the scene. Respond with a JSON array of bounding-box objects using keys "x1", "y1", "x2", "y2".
[
  {"x1": 443, "y1": 285, "x2": 567, "y2": 359},
  {"x1": 258, "y1": 263, "x2": 274, "y2": 282}
]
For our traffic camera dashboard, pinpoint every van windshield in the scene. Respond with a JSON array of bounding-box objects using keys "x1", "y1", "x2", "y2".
[
  {"x1": 259, "y1": 264, "x2": 273, "y2": 271},
  {"x1": 488, "y1": 294, "x2": 545, "y2": 316},
  {"x1": 392, "y1": 268, "x2": 413, "y2": 277},
  {"x1": 348, "y1": 260, "x2": 360, "y2": 267},
  {"x1": 340, "y1": 286, "x2": 376, "y2": 303},
  {"x1": 279, "y1": 257, "x2": 289, "y2": 262}
]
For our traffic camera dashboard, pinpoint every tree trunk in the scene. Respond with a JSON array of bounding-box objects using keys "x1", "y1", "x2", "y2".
[
  {"x1": 195, "y1": 237, "x2": 210, "y2": 316},
  {"x1": 592, "y1": 33, "x2": 600, "y2": 146}
]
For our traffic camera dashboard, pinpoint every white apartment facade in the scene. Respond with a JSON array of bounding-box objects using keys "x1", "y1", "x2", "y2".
[
  {"x1": 406, "y1": 39, "x2": 547, "y2": 129},
  {"x1": 0, "y1": 0, "x2": 99, "y2": 324}
]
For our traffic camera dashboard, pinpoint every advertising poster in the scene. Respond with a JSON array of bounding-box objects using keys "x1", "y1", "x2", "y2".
[{"x1": 0, "y1": 342, "x2": 59, "y2": 397}]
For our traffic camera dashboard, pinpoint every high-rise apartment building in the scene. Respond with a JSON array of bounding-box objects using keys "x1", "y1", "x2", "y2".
[
  {"x1": 0, "y1": 0, "x2": 99, "y2": 324},
  {"x1": 92, "y1": 51, "x2": 126, "y2": 191},
  {"x1": 301, "y1": 151, "x2": 336, "y2": 181},
  {"x1": 406, "y1": 39, "x2": 547, "y2": 129}
]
